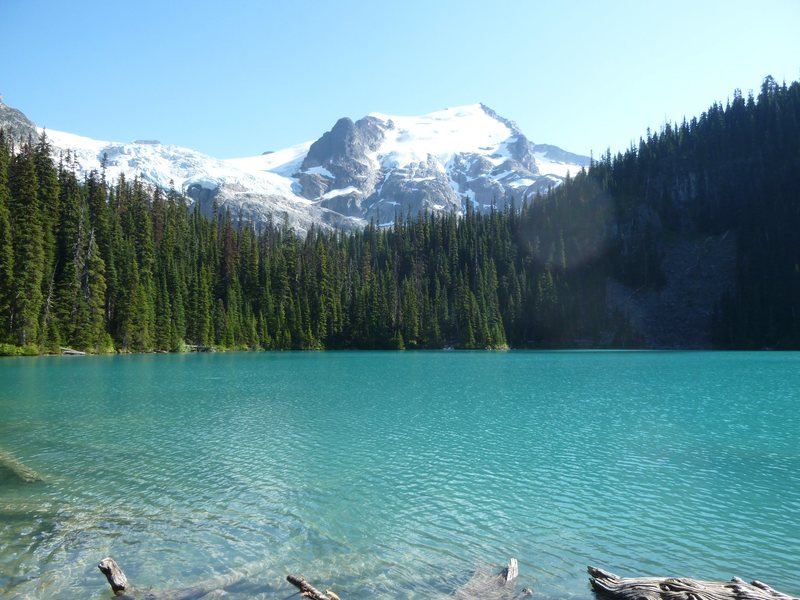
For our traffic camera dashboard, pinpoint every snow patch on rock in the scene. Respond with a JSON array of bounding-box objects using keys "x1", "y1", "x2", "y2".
[{"x1": 37, "y1": 103, "x2": 590, "y2": 232}]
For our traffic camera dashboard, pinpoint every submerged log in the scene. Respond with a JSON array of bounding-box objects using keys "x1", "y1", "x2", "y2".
[
  {"x1": 286, "y1": 574, "x2": 333, "y2": 600},
  {"x1": 285, "y1": 558, "x2": 528, "y2": 600},
  {"x1": 0, "y1": 448, "x2": 43, "y2": 482},
  {"x1": 98, "y1": 556, "x2": 257, "y2": 599},
  {"x1": 588, "y1": 566, "x2": 799, "y2": 600},
  {"x1": 98, "y1": 556, "x2": 527, "y2": 599},
  {"x1": 452, "y1": 558, "x2": 531, "y2": 600}
]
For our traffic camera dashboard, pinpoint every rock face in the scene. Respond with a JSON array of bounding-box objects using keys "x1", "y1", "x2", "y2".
[
  {"x1": 296, "y1": 116, "x2": 389, "y2": 217},
  {"x1": 288, "y1": 103, "x2": 588, "y2": 225},
  {"x1": 0, "y1": 98, "x2": 38, "y2": 146},
  {"x1": 532, "y1": 143, "x2": 590, "y2": 166},
  {"x1": 0, "y1": 98, "x2": 590, "y2": 233},
  {"x1": 606, "y1": 231, "x2": 737, "y2": 348}
]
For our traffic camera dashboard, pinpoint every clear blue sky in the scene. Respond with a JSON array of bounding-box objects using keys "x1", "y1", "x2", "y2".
[{"x1": 1, "y1": 0, "x2": 798, "y2": 159}]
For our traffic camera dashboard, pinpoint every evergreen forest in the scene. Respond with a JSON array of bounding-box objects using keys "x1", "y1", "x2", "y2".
[{"x1": 0, "y1": 77, "x2": 798, "y2": 354}]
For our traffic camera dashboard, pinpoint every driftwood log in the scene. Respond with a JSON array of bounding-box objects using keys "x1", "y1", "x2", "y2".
[
  {"x1": 286, "y1": 574, "x2": 335, "y2": 599},
  {"x1": 504, "y1": 558, "x2": 519, "y2": 583},
  {"x1": 588, "y1": 566, "x2": 799, "y2": 600},
  {"x1": 98, "y1": 558, "x2": 129, "y2": 594},
  {"x1": 60, "y1": 347, "x2": 86, "y2": 355}
]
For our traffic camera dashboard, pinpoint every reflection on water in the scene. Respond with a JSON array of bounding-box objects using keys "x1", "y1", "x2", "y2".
[{"x1": 0, "y1": 351, "x2": 798, "y2": 599}]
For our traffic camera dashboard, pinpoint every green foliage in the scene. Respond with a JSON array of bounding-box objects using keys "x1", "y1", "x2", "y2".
[{"x1": 0, "y1": 342, "x2": 39, "y2": 356}]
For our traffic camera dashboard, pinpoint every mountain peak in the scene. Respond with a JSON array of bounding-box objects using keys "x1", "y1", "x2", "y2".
[
  {"x1": 361, "y1": 103, "x2": 519, "y2": 170},
  {"x1": 368, "y1": 102, "x2": 486, "y2": 120}
]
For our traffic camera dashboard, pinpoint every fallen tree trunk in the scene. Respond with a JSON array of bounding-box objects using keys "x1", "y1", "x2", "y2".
[
  {"x1": 588, "y1": 566, "x2": 799, "y2": 600},
  {"x1": 60, "y1": 347, "x2": 86, "y2": 355},
  {"x1": 286, "y1": 574, "x2": 333, "y2": 600}
]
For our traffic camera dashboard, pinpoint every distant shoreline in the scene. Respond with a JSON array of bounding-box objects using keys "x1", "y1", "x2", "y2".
[{"x1": 1, "y1": 345, "x2": 791, "y2": 358}]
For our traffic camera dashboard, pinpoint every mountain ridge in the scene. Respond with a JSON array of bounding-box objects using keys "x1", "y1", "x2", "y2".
[{"x1": 0, "y1": 99, "x2": 589, "y2": 232}]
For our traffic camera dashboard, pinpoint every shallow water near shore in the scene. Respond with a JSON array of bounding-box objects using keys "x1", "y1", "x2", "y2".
[{"x1": 1, "y1": 351, "x2": 798, "y2": 599}]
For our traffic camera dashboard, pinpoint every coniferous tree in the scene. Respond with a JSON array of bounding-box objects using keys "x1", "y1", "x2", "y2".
[
  {"x1": 0, "y1": 133, "x2": 14, "y2": 341},
  {"x1": 51, "y1": 164, "x2": 86, "y2": 348},
  {"x1": 84, "y1": 229, "x2": 109, "y2": 351},
  {"x1": 8, "y1": 146, "x2": 45, "y2": 346}
]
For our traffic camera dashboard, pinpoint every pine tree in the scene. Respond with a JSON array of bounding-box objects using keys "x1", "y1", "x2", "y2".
[{"x1": 154, "y1": 269, "x2": 173, "y2": 350}]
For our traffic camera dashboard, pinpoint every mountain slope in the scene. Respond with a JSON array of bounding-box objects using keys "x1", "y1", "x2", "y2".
[
  {"x1": 536, "y1": 77, "x2": 800, "y2": 348},
  {"x1": 41, "y1": 129, "x2": 359, "y2": 233},
  {"x1": 0, "y1": 97, "x2": 37, "y2": 145},
  {"x1": 0, "y1": 99, "x2": 588, "y2": 232}
]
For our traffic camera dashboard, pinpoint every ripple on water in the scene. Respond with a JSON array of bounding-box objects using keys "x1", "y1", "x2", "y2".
[{"x1": 0, "y1": 351, "x2": 798, "y2": 598}]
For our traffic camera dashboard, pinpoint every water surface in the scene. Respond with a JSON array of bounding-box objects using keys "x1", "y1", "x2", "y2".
[{"x1": 1, "y1": 351, "x2": 798, "y2": 598}]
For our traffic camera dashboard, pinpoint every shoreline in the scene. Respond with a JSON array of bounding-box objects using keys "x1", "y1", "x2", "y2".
[{"x1": 2, "y1": 341, "x2": 793, "y2": 358}]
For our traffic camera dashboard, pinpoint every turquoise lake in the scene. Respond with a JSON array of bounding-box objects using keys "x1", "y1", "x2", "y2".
[{"x1": 0, "y1": 351, "x2": 798, "y2": 599}]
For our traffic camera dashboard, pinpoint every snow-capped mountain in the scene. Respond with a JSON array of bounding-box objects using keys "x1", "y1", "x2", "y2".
[{"x1": 1, "y1": 99, "x2": 589, "y2": 233}]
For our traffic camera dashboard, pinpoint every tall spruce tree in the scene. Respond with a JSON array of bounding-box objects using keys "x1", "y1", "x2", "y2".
[
  {"x1": 0, "y1": 133, "x2": 14, "y2": 341},
  {"x1": 8, "y1": 146, "x2": 45, "y2": 346}
]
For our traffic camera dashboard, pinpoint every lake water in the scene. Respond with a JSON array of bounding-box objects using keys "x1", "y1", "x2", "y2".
[{"x1": 0, "y1": 351, "x2": 798, "y2": 599}]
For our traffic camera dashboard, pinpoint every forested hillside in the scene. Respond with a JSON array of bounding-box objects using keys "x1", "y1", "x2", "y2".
[
  {"x1": 587, "y1": 76, "x2": 800, "y2": 348},
  {"x1": 0, "y1": 77, "x2": 798, "y2": 353}
]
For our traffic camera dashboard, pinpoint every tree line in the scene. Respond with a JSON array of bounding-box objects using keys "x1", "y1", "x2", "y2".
[
  {"x1": 0, "y1": 130, "x2": 627, "y2": 353},
  {"x1": 0, "y1": 76, "x2": 797, "y2": 353}
]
